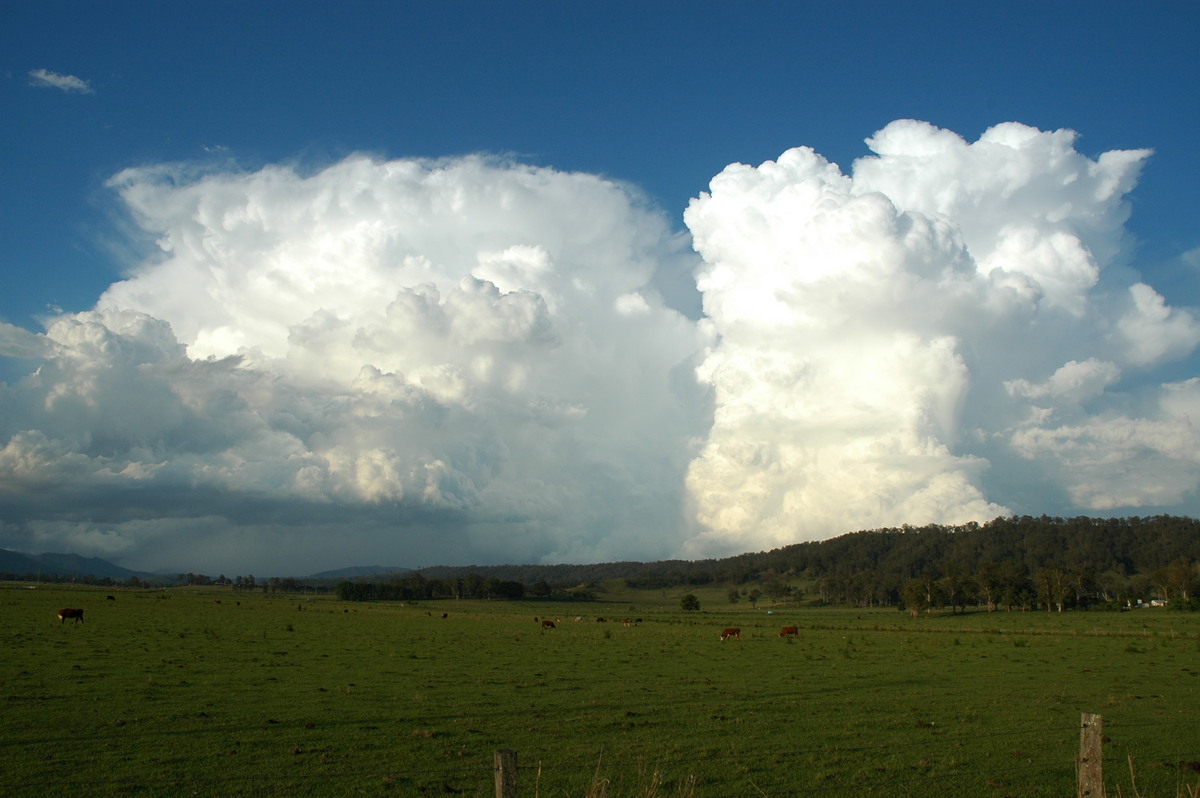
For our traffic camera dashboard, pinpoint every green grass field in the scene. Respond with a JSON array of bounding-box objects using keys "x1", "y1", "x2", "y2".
[{"x1": 2, "y1": 583, "x2": 1198, "y2": 797}]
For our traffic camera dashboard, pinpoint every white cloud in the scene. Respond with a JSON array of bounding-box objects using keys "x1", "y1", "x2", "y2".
[
  {"x1": 27, "y1": 68, "x2": 93, "y2": 94},
  {"x1": 4, "y1": 121, "x2": 1200, "y2": 573},
  {"x1": 0, "y1": 322, "x2": 58, "y2": 359},
  {"x1": 1005, "y1": 359, "x2": 1122, "y2": 404},
  {"x1": 682, "y1": 120, "x2": 1200, "y2": 557},
  {"x1": 0, "y1": 155, "x2": 708, "y2": 573},
  {"x1": 1118, "y1": 283, "x2": 1200, "y2": 366}
]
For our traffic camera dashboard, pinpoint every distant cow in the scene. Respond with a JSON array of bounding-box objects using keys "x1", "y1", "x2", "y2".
[
  {"x1": 541, "y1": 619, "x2": 556, "y2": 629},
  {"x1": 106, "y1": 595, "x2": 116, "y2": 601},
  {"x1": 778, "y1": 626, "x2": 799, "y2": 638},
  {"x1": 720, "y1": 627, "x2": 740, "y2": 641},
  {"x1": 57, "y1": 608, "x2": 84, "y2": 625}
]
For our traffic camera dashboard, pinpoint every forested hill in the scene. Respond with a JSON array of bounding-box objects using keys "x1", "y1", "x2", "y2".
[{"x1": 412, "y1": 515, "x2": 1200, "y2": 589}]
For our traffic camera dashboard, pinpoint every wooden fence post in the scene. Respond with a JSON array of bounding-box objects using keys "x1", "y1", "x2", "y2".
[
  {"x1": 494, "y1": 748, "x2": 517, "y2": 798},
  {"x1": 1079, "y1": 712, "x2": 1103, "y2": 798}
]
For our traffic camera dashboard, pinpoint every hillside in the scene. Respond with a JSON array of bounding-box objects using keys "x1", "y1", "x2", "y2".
[
  {"x1": 408, "y1": 515, "x2": 1200, "y2": 587},
  {"x1": 0, "y1": 548, "x2": 161, "y2": 582},
  {"x1": 6, "y1": 515, "x2": 1199, "y2": 602},
  {"x1": 371, "y1": 515, "x2": 1200, "y2": 610}
]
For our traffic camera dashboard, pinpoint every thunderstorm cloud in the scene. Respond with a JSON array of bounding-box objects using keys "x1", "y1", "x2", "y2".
[{"x1": 3, "y1": 121, "x2": 1199, "y2": 574}]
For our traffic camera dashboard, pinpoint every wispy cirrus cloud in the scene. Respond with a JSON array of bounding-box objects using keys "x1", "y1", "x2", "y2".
[{"x1": 28, "y1": 68, "x2": 93, "y2": 94}]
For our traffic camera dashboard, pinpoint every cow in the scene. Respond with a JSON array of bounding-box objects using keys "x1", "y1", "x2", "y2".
[
  {"x1": 106, "y1": 595, "x2": 116, "y2": 601},
  {"x1": 720, "y1": 627, "x2": 740, "y2": 641},
  {"x1": 778, "y1": 625, "x2": 799, "y2": 638},
  {"x1": 541, "y1": 619, "x2": 556, "y2": 629},
  {"x1": 57, "y1": 608, "x2": 84, "y2": 625}
]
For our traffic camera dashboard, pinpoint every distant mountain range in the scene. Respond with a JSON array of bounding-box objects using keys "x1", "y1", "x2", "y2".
[
  {"x1": 0, "y1": 548, "x2": 160, "y2": 581},
  {"x1": 307, "y1": 565, "x2": 410, "y2": 579},
  {"x1": 0, "y1": 548, "x2": 407, "y2": 582},
  {"x1": 8, "y1": 514, "x2": 1199, "y2": 590}
]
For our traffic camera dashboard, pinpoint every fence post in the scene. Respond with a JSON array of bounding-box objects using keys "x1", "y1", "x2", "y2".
[
  {"x1": 1079, "y1": 712, "x2": 1103, "y2": 798},
  {"x1": 494, "y1": 748, "x2": 517, "y2": 798}
]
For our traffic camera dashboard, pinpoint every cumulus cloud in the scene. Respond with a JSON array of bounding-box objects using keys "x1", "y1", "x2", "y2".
[
  {"x1": 0, "y1": 322, "x2": 58, "y2": 360},
  {"x1": 0, "y1": 156, "x2": 708, "y2": 573},
  {"x1": 683, "y1": 120, "x2": 1200, "y2": 556},
  {"x1": 27, "y1": 68, "x2": 93, "y2": 94},
  {"x1": 4, "y1": 120, "x2": 1200, "y2": 573}
]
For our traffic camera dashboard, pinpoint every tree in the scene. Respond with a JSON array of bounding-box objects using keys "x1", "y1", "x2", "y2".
[
  {"x1": 938, "y1": 571, "x2": 974, "y2": 614},
  {"x1": 727, "y1": 588, "x2": 740, "y2": 604},
  {"x1": 1035, "y1": 567, "x2": 1070, "y2": 612},
  {"x1": 680, "y1": 594, "x2": 700, "y2": 612},
  {"x1": 1068, "y1": 564, "x2": 1098, "y2": 606},
  {"x1": 1165, "y1": 557, "x2": 1198, "y2": 600},
  {"x1": 976, "y1": 562, "x2": 1003, "y2": 612},
  {"x1": 763, "y1": 575, "x2": 792, "y2": 602},
  {"x1": 909, "y1": 570, "x2": 944, "y2": 615},
  {"x1": 902, "y1": 579, "x2": 930, "y2": 617}
]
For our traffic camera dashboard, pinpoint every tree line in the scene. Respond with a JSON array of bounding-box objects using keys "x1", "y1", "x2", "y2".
[
  {"x1": 95, "y1": 515, "x2": 1191, "y2": 610},
  {"x1": 385, "y1": 515, "x2": 1200, "y2": 611},
  {"x1": 335, "y1": 572, "x2": 596, "y2": 602},
  {"x1": 776, "y1": 515, "x2": 1199, "y2": 612}
]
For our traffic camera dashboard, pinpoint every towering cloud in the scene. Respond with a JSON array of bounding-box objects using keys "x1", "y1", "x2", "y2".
[
  {"x1": 683, "y1": 120, "x2": 1200, "y2": 556},
  {"x1": 3, "y1": 121, "x2": 1199, "y2": 573},
  {"x1": 0, "y1": 156, "x2": 708, "y2": 572}
]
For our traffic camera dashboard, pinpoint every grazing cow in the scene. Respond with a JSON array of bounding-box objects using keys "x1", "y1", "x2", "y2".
[
  {"x1": 541, "y1": 619, "x2": 556, "y2": 629},
  {"x1": 106, "y1": 595, "x2": 116, "y2": 601},
  {"x1": 720, "y1": 627, "x2": 740, "y2": 641},
  {"x1": 778, "y1": 626, "x2": 799, "y2": 638},
  {"x1": 57, "y1": 608, "x2": 84, "y2": 625}
]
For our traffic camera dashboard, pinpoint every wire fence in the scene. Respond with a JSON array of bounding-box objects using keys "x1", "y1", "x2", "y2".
[{"x1": 5, "y1": 715, "x2": 1198, "y2": 797}]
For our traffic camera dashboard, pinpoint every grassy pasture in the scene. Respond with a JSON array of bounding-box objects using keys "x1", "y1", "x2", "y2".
[{"x1": 2, "y1": 584, "x2": 1198, "y2": 797}]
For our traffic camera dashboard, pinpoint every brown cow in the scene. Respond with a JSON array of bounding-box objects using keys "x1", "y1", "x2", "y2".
[
  {"x1": 57, "y1": 608, "x2": 84, "y2": 625},
  {"x1": 541, "y1": 619, "x2": 556, "y2": 629},
  {"x1": 719, "y1": 627, "x2": 740, "y2": 641},
  {"x1": 778, "y1": 625, "x2": 799, "y2": 638}
]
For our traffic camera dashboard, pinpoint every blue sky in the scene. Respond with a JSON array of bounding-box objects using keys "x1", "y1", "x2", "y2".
[
  {"x1": 6, "y1": 2, "x2": 1196, "y2": 325},
  {"x1": 2, "y1": 2, "x2": 1199, "y2": 575}
]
